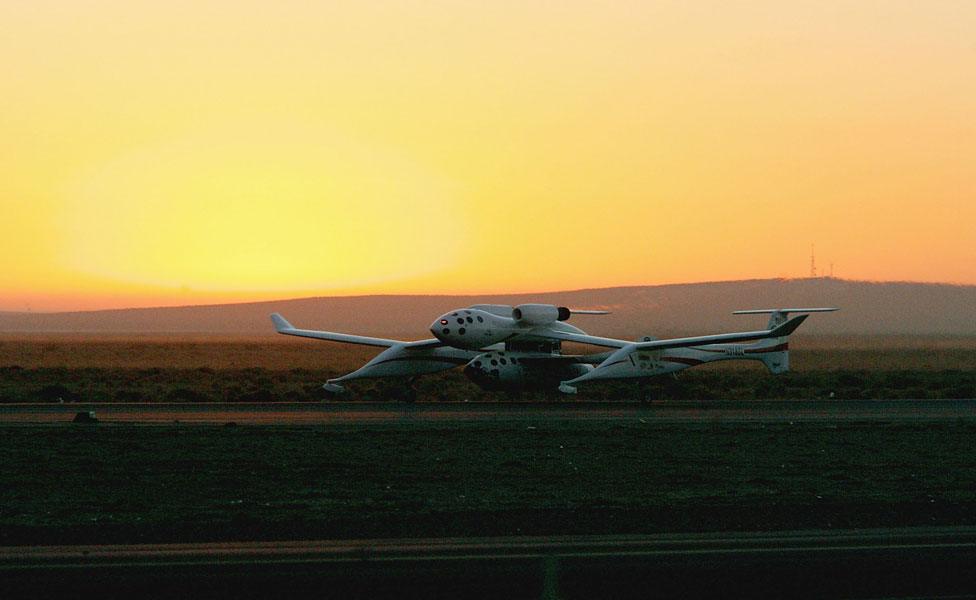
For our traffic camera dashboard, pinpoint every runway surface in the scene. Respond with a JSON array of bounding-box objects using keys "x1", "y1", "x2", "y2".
[
  {"x1": 3, "y1": 528, "x2": 976, "y2": 599},
  {"x1": 5, "y1": 527, "x2": 975, "y2": 564},
  {"x1": 1, "y1": 399, "x2": 976, "y2": 425}
]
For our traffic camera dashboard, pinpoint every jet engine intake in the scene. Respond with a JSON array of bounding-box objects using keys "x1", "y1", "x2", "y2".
[{"x1": 511, "y1": 304, "x2": 571, "y2": 325}]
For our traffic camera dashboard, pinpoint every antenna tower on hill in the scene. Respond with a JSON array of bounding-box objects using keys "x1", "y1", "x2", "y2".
[{"x1": 810, "y1": 244, "x2": 817, "y2": 278}]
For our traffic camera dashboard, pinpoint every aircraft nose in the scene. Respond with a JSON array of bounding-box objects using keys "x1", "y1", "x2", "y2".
[{"x1": 431, "y1": 316, "x2": 451, "y2": 339}]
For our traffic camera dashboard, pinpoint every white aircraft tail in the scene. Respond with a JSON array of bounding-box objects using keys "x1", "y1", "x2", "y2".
[
  {"x1": 733, "y1": 307, "x2": 838, "y2": 330},
  {"x1": 734, "y1": 308, "x2": 837, "y2": 374}
]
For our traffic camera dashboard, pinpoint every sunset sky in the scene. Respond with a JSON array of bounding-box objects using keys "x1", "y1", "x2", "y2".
[{"x1": 2, "y1": 1, "x2": 974, "y2": 311}]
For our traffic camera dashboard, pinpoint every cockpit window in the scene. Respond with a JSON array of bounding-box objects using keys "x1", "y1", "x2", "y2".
[
  {"x1": 477, "y1": 316, "x2": 484, "y2": 323},
  {"x1": 466, "y1": 317, "x2": 473, "y2": 323},
  {"x1": 442, "y1": 328, "x2": 450, "y2": 335}
]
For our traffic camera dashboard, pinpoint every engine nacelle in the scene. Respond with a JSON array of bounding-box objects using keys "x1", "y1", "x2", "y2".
[{"x1": 511, "y1": 304, "x2": 571, "y2": 325}]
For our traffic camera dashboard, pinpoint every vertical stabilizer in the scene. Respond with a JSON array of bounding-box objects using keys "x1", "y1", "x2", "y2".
[
  {"x1": 733, "y1": 308, "x2": 838, "y2": 374},
  {"x1": 749, "y1": 339, "x2": 790, "y2": 374}
]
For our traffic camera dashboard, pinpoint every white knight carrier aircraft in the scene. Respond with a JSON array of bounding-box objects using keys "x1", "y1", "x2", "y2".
[{"x1": 271, "y1": 305, "x2": 837, "y2": 396}]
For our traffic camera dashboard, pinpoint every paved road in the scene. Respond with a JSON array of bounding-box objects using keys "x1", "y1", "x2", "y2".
[
  {"x1": 3, "y1": 528, "x2": 976, "y2": 599},
  {"x1": 1, "y1": 399, "x2": 976, "y2": 425}
]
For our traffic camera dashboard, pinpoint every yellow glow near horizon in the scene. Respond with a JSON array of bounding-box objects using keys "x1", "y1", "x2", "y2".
[
  {"x1": 59, "y1": 124, "x2": 467, "y2": 292},
  {"x1": 1, "y1": 1, "x2": 974, "y2": 311}
]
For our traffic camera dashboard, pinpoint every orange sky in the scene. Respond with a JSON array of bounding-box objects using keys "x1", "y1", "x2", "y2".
[{"x1": 2, "y1": 1, "x2": 974, "y2": 311}]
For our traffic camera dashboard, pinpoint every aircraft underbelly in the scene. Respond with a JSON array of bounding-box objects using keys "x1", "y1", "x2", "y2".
[
  {"x1": 580, "y1": 348, "x2": 710, "y2": 381},
  {"x1": 337, "y1": 346, "x2": 473, "y2": 381},
  {"x1": 357, "y1": 357, "x2": 468, "y2": 378}
]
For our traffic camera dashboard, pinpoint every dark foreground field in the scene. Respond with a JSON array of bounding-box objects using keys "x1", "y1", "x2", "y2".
[
  {"x1": 2, "y1": 420, "x2": 976, "y2": 546},
  {"x1": 2, "y1": 335, "x2": 975, "y2": 550}
]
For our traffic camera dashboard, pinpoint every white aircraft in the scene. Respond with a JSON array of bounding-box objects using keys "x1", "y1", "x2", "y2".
[{"x1": 271, "y1": 305, "x2": 837, "y2": 397}]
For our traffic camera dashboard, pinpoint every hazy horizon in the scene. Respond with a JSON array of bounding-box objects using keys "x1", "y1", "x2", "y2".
[
  {"x1": 2, "y1": 278, "x2": 974, "y2": 337},
  {"x1": 0, "y1": 273, "x2": 939, "y2": 313},
  {"x1": 2, "y1": 275, "x2": 974, "y2": 315}
]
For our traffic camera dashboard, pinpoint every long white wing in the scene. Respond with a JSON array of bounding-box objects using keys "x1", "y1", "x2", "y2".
[
  {"x1": 539, "y1": 314, "x2": 809, "y2": 351},
  {"x1": 535, "y1": 330, "x2": 630, "y2": 349},
  {"x1": 270, "y1": 313, "x2": 443, "y2": 349}
]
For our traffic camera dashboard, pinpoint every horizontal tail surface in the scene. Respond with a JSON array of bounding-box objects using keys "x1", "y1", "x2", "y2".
[{"x1": 734, "y1": 307, "x2": 838, "y2": 329}]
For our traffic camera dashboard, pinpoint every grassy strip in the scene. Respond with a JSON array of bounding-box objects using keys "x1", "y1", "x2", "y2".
[
  {"x1": 2, "y1": 337, "x2": 976, "y2": 371},
  {"x1": 1, "y1": 366, "x2": 974, "y2": 403},
  {"x1": 1, "y1": 421, "x2": 975, "y2": 545}
]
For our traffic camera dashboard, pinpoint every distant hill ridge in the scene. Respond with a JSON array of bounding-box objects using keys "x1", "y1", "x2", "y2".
[{"x1": 1, "y1": 278, "x2": 974, "y2": 336}]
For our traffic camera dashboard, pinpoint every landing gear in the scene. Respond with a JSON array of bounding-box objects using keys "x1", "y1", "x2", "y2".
[
  {"x1": 321, "y1": 382, "x2": 346, "y2": 401},
  {"x1": 399, "y1": 384, "x2": 418, "y2": 403},
  {"x1": 374, "y1": 377, "x2": 418, "y2": 404},
  {"x1": 637, "y1": 380, "x2": 652, "y2": 403}
]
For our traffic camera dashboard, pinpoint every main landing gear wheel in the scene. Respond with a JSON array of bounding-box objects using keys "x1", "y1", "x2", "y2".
[
  {"x1": 377, "y1": 379, "x2": 420, "y2": 403},
  {"x1": 321, "y1": 382, "x2": 346, "y2": 400},
  {"x1": 399, "y1": 378, "x2": 419, "y2": 403},
  {"x1": 637, "y1": 380, "x2": 652, "y2": 403}
]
